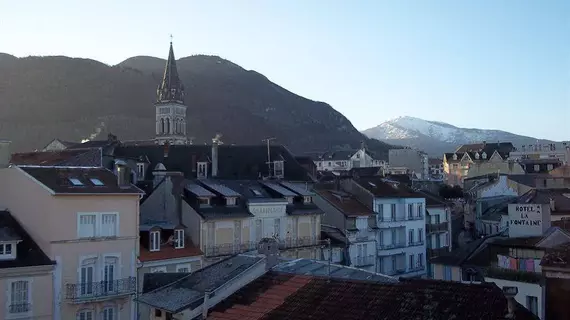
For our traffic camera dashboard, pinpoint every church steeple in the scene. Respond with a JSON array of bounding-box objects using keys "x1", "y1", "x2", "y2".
[
  {"x1": 156, "y1": 41, "x2": 185, "y2": 104},
  {"x1": 154, "y1": 40, "x2": 188, "y2": 146}
]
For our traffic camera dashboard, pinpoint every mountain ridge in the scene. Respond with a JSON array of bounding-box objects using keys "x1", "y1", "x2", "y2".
[
  {"x1": 362, "y1": 116, "x2": 557, "y2": 156},
  {"x1": 0, "y1": 52, "x2": 393, "y2": 157}
]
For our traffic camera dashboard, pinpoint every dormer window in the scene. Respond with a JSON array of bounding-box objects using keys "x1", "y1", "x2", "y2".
[
  {"x1": 452, "y1": 154, "x2": 457, "y2": 160},
  {"x1": 475, "y1": 153, "x2": 480, "y2": 160},
  {"x1": 0, "y1": 242, "x2": 15, "y2": 260},
  {"x1": 174, "y1": 229, "x2": 184, "y2": 249},
  {"x1": 198, "y1": 197, "x2": 210, "y2": 206},
  {"x1": 137, "y1": 163, "x2": 145, "y2": 179},
  {"x1": 226, "y1": 197, "x2": 237, "y2": 206},
  {"x1": 482, "y1": 152, "x2": 487, "y2": 159},
  {"x1": 150, "y1": 230, "x2": 160, "y2": 252},
  {"x1": 274, "y1": 161, "x2": 284, "y2": 178},
  {"x1": 197, "y1": 162, "x2": 208, "y2": 179},
  {"x1": 303, "y1": 196, "x2": 312, "y2": 204},
  {"x1": 286, "y1": 197, "x2": 294, "y2": 204}
]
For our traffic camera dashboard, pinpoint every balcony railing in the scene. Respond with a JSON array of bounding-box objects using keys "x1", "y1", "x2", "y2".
[
  {"x1": 427, "y1": 247, "x2": 450, "y2": 257},
  {"x1": 9, "y1": 303, "x2": 30, "y2": 314},
  {"x1": 427, "y1": 222, "x2": 448, "y2": 233},
  {"x1": 379, "y1": 215, "x2": 424, "y2": 222},
  {"x1": 407, "y1": 215, "x2": 424, "y2": 221},
  {"x1": 483, "y1": 267, "x2": 542, "y2": 284},
  {"x1": 408, "y1": 265, "x2": 425, "y2": 272},
  {"x1": 65, "y1": 277, "x2": 136, "y2": 302},
  {"x1": 353, "y1": 255, "x2": 376, "y2": 267},
  {"x1": 204, "y1": 237, "x2": 321, "y2": 258},
  {"x1": 408, "y1": 241, "x2": 424, "y2": 247},
  {"x1": 378, "y1": 242, "x2": 407, "y2": 250}
]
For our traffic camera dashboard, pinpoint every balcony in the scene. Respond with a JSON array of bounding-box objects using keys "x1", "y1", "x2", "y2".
[
  {"x1": 408, "y1": 241, "x2": 424, "y2": 247},
  {"x1": 378, "y1": 242, "x2": 407, "y2": 250},
  {"x1": 427, "y1": 222, "x2": 448, "y2": 233},
  {"x1": 353, "y1": 255, "x2": 376, "y2": 267},
  {"x1": 203, "y1": 241, "x2": 258, "y2": 257},
  {"x1": 278, "y1": 236, "x2": 320, "y2": 250},
  {"x1": 408, "y1": 265, "x2": 425, "y2": 272},
  {"x1": 378, "y1": 216, "x2": 407, "y2": 222},
  {"x1": 483, "y1": 267, "x2": 542, "y2": 284},
  {"x1": 9, "y1": 303, "x2": 31, "y2": 314},
  {"x1": 427, "y1": 247, "x2": 450, "y2": 257},
  {"x1": 406, "y1": 215, "x2": 424, "y2": 221},
  {"x1": 65, "y1": 277, "x2": 136, "y2": 303}
]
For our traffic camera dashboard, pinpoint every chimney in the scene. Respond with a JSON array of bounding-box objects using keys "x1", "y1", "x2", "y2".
[
  {"x1": 549, "y1": 197, "x2": 555, "y2": 212},
  {"x1": 502, "y1": 286, "x2": 518, "y2": 318},
  {"x1": 212, "y1": 140, "x2": 219, "y2": 177},
  {"x1": 163, "y1": 142, "x2": 170, "y2": 158},
  {"x1": 0, "y1": 140, "x2": 11, "y2": 168}
]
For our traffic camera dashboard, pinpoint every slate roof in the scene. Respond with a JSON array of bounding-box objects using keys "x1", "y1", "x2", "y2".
[
  {"x1": 18, "y1": 166, "x2": 143, "y2": 194},
  {"x1": 208, "y1": 272, "x2": 537, "y2": 320},
  {"x1": 315, "y1": 189, "x2": 373, "y2": 217},
  {"x1": 11, "y1": 148, "x2": 102, "y2": 167},
  {"x1": 273, "y1": 258, "x2": 397, "y2": 283},
  {"x1": 138, "y1": 255, "x2": 264, "y2": 313},
  {"x1": 354, "y1": 176, "x2": 423, "y2": 198},
  {"x1": 430, "y1": 238, "x2": 487, "y2": 266},
  {"x1": 520, "y1": 188, "x2": 570, "y2": 215},
  {"x1": 113, "y1": 144, "x2": 311, "y2": 181},
  {"x1": 416, "y1": 189, "x2": 447, "y2": 207},
  {"x1": 0, "y1": 211, "x2": 54, "y2": 269},
  {"x1": 456, "y1": 142, "x2": 516, "y2": 154},
  {"x1": 320, "y1": 225, "x2": 348, "y2": 246}
]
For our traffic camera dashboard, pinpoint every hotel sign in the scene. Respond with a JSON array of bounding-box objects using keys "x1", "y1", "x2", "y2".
[{"x1": 508, "y1": 204, "x2": 543, "y2": 237}]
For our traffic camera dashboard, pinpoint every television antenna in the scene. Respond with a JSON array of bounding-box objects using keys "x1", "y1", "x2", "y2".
[{"x1": 262, "y1": 137, "x2": 276, "y2": 177}]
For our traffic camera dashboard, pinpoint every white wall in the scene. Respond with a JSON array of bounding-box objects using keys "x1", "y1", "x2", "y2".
[{"x1": 485, "y1": 277, "x2": 544, "y2": 319}]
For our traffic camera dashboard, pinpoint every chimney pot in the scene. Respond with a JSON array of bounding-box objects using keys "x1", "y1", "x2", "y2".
[{"x1": 502, "y1": 286, "x2": 518, "y2": 318}]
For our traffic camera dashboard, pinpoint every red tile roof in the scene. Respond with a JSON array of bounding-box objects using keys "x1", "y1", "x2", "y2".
[
  {"x1": 209, "y1": 272, "x2": 538, "y2": 320},
  {"x1": 139, "y1": 243, "x2": 203, "y2": 262},
  {"x1": 316, "y1": 190, "x2": 373, "y2": 216}
]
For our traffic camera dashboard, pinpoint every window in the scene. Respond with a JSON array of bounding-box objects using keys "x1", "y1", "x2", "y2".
[
  {"x1": 409, "y1": 254, "x2": 414, "y2": 269},
  {"x1": 103, "y1": 257, "x2": 117, "y2": 293},
  {"x1": 418, "y1": 229, "x2": 423, "y2": 243},
  {"x1": 390, "y1": 204, "x2": 396, "y2": 220},
  {"x1": 174, "y1": 229, "x2": 185, "y2": 249},
  {"x1": 417, "y1": 204, "x2": 423, "y2": 217},
  {"x1": 9, "y1": 280, "x2": 30, "y2": 314},
  {"x1": 526, "y1": 296, "x2": 538, "y2": 316},
  {"x1": 101, "y1": 213, "x2": 118, "y2": 237},
  {"x1": 102, "y1": 306, "x2": 116, "y2": 320},
  {"x1": 407, "y1": 204, "x2": 413, "y2": 218},
  {"x1": 391, "y1": 229, "x2": 397, "y2": 244},
  {"x1": 89, "y1": 178, "x2": 104, "y2": 186},
  {"x1": 0, "y1": 242, "x2": 13, "y2": 258},
  {"x1": 547, "y1": 164, "x2": 554, "y2": 171},
  {"x1": 226, "y1": 197, "x2": 236, "y2": 206},
  {"x1": 176, "y1": 264, "x2": 191, "y2": 273},
  {"x1": 150, "y1": 231, "x2": 160, "y2": 251},
  {"x1": 151, "y1": 266, "x2": 167, "y2": 273},
  {"x1": 274, "y1": 160, "x2": 284, "y2": 178},
  {"x1": 197, "y1": 162, "x2": 208, "y2": 178},
  {"x1": 408, "y1": 229, "x2": 414, "y2": 244},
  {"x1": 346, "y1": 218, "x2": 357, "y2": 230},
  {"x1": 198, "y1": 197, "x2": 210, "y2": 206},
  {"x1": 69, "y1": 178, "x2": 84, "y2": 186},
  {"x1": 78, "y1": 214, "x2": 96, "y2": 238},
  {"x1": 443, "y1": 266, "x2": 452, "y2": 280},
  {"x1": 76, "y1": 309, "x2": 94, "y2": 320},
  {"x1": 418, "y1": 253, "x2": 424, "y2": 267},
  {"x1": 137, "y1": 163, "x2": 145, "y2": 179},
  {"x1": 534, "y1": 164, "x2": 540, "y2": 172},
  {"x1": 391, "y1": 255, "x2": 397, "y2": 271},
  {"x1": 80, "y1": 258, "x2": 95, "y2": 296},
  {"x1": 274, "y1": 218, "x2": 281, "y2": 236},
  {"x1": 251, "y1": 188, "x2": 262, "y2": 196},
  {"x1": 376, "y1": 204, "x2": 383, "y2": 215},
  {"x1": 304, "y1": 196, "x2": 312, "y2": 204}
]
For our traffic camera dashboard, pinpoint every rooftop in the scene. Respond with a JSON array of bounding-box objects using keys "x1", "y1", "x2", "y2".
[
  {"x1": 541, "y1": 242, "x2": 570, "y2": 268},
  {"x1": 354, "y1": 176, "x2": 423, "y2": 198},
  {"x1": 208, "y1": 272, "x2": 537, "y2": 320},
  {"x1": 0, "y1": 211, "x2": 54, "y2": 269},
  {"x1": 315, "y1": 189, "x2": 373, "y2": 217},
  {"x1": 17, "y1": 166, "x2": 143, "y2": 195},
  {"x1": 11, "y1": 148, "x2": 102, "y2": 167}
]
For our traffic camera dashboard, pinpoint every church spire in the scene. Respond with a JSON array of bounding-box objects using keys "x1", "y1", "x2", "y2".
[{"x1": 156, "y1": 40, "x2": 185, "y2": 104}]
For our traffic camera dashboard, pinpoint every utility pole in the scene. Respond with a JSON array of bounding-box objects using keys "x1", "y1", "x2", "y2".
[{"x1": 262, "y1": 137, "x2": 276, "y2": 177}]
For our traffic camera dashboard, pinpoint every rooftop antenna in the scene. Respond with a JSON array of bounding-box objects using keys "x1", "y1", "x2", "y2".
[{"x1": 262, "y1": 137, "x2": 276, "y2": 177}]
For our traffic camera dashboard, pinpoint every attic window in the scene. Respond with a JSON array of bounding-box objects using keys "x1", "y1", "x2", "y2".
[
  {"x1": 174, "y1": 229, "x2": 184, "y2": 249},
  {"x1": 137, "y1": 163, "x2": 145, "y2": 178},
  {"x1": 452, "y1": 154, "x2": 457, "y2": 160},
  {"x1": 368, "y1": 182, "x2": 377, "y2": 188},
  {"x1": 0, "y1": 242, "x2": 15, "y2": 260},
  {"x1": 274, "y1": 161, "x2": 284, "y2": 178},
  {"x1": 150, "y1": 230, "x2": 160, "y2": 252},
  {"x1": 287, "y1": 197, "x2": 294, "y2": 204},
  {"x1": 226, "y1": 197, "x2": 237, "y2": 206},
  {"x1": 482, "y1": 152, "x2": 487, "y2": 159},
  {"x1": 198, "y1": 198, "x2": 210, "y2": 206},
  {"x1": 475, "y1": 153, "x2": 480, "y2": 160},
  {"x1": 69, "y1": 178, "x2": 83, "y2": 186},
  {"x1": 197, "y1": 162, "x2": 208, "y2": 179},
  {"x1": 304, "y1": 196, "x2": 312, "y2": 204},
  {"x1": 90, "y1": 178, "x2": 104, "y2": 186},
  {"x1": 251, "y1": 188, "x2": 262, "y2": 197}
]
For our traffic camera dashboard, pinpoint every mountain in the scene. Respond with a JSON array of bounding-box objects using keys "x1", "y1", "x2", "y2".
[
  {"x1": 362, "y1": 116, "x2": 555, "y2": 156},
  {"x1": 0, "y1": 53, "x2": 393, "y2": 157}
]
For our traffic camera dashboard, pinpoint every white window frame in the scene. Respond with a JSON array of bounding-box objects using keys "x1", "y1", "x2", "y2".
[
  {"x1": 303, "y1": 196, "x2": 312, "y2": 204},
  {"x1": 174, "y1": 229, "x2": 185, "y2": 249},
  {"x1": 0, "y1": 242, "x2": 16, "y2": 260},
  {"x1": 176, "y1": 264, "x2": 191, "y2": 273},
  {"x1": 102, "y1": 305, "x2": 117, "y2": 320},
  {"x1": 77, "y1": 213, "x2": 120, "y2": 239},
  {"x1": 150, "y1": 266, "x2": 167, "y2": 273},
  {"x1": 77, "y1": 213, "x2": 97, "y2": 238},
  {"x1": 273, "y1": 160, "x2": 284, "y2": 178},
  {"x1": 100, "y1": 213, "x2": 118, "y2": 237},
  {"x1": 150, "y1": 231, "x2": 160, "y2": 252},
  {"x1": 197, "y1": 162, "x2": 208, "y2": 178},
  {"x1": 226, "y1": 197, "x2": 236, "y2": 206},
  {"x1": 7, "y1": 278, "x2": 32, "y2": 316},
  {"x1": 137, "y1": 163, "x2": 145, "y2": 179},
  {"x1": 76, "y1": 308, "x2": 94, "y2": 320}
]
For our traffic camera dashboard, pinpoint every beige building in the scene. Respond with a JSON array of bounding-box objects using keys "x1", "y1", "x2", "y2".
[
  {"x1": 0, "y1": 163, "x2": 143, "y2": 320},
  {"x1": 0, "y1": 210, "x2": 55, "y2": 320}
]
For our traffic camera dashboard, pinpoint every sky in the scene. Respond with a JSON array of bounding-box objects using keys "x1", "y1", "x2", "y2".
[{"x1": 1, "y1": 0, "x2": 569, "y2": 141}]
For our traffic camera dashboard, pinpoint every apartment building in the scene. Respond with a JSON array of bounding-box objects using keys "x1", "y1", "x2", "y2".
[
  {"x1": 0, "y1": 210, "x2": 55, "y2": 320},
  {"x1": 0, "y1": 163, "x2": 143, "y2": 320},
  {"x1": 509, "y1": 143, "x2": 570, "y2": 164},
  {"x1": 312, "y1": 143, "x2": 386, "y2": 173},
  {"x1": 341, "y1": 176, "x2": 427, "y2": 277},
  {"x1": 388, "y1": 148, "x2": 429, "y2": 179}
]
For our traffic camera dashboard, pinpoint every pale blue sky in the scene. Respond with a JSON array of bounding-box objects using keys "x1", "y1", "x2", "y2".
[{"x1": 1, "y1": 0, "x2": 568, "y2": 140}]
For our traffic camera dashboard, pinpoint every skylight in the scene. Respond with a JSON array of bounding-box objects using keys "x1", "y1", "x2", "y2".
[
  {"x1": 69, "y1": 178, "x2": 83, "y2": 186},
  {"x1": 251, "y1": 188, "x2": 262, "y2": 196},
  {"x1": 368, "y1": 182, "x2": 377, "y2": 188},
  {"x1": 90, "y1": 178, "x2": 104, "y2": 186}
]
